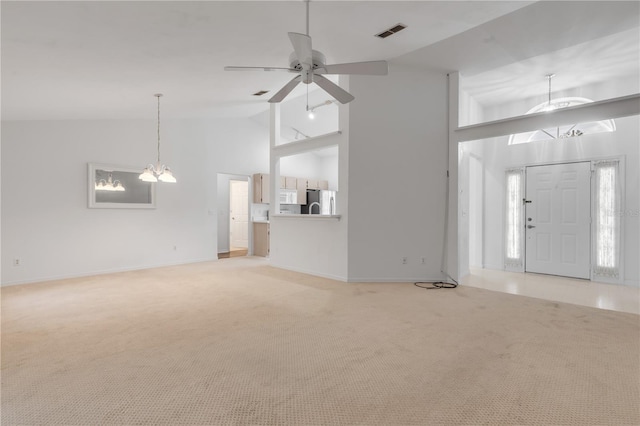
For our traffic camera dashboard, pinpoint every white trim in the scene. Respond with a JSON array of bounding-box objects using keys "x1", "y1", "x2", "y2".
[
  {"x1": 272, "y1": 131, "x2": 342, "y2": 157},
  {"x1": 271, "y1": 214, "x2": 341, "y2": 220},
  {"x1": 347, "y1": 277, "x2": 446, "y2": 283},
  {"x1": 455, "y1": 93, "x2": 640, "y2": 142},
  {"x1": 268, "y1": 262, "x2": 347, "y2": 282},
  {"x1": 0, "y1": 257, "x2": 216, "y2": 287}
]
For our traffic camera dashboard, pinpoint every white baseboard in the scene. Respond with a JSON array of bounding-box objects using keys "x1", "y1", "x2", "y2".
[
  {"x1": 268, "y1": 261, "x2": 347, "y2": 282},
  {"x1": 346, "y1": 276, "x2": 446, "y2": 283},
  {"x1": 1, "y1": 257, "x2": 217, "y2": 287}
]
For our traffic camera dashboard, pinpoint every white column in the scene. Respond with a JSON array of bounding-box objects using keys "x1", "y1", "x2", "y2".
[{"x1": 447, "y1": 72, "x2": 460, "y2": 282}]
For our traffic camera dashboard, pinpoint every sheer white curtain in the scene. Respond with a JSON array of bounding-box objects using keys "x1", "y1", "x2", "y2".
[
  {"x1": 593, "y1": 160, "x2": 621, "y2": 278},
  {"x1": 505, "y1": 168, "x2": 525, "y2": 271}
]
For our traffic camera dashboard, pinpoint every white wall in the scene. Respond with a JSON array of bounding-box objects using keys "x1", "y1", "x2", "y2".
[
  {"x1": 269, "y1": 96, "x2": 349, "y2": 281},
  {"x1": 250, "y1": 87, "x2": 339, "y2": 143},
  {"x1": 1, "y1": 117, "x2": 268, "y2": 285},
  {"x1": 280, "y1": 152, "x2": 321, "y2": 180},
  {"x1": 346, "y1": 67, "x2": 449, "y2": 282}
]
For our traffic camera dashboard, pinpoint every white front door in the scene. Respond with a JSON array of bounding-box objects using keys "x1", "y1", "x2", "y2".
[
  {"x1": 525, "y1": 162, "x2": 591, "y2": 279},
  {"x1": 229, "y1": 180, "x2": 249, "y2": 250}
]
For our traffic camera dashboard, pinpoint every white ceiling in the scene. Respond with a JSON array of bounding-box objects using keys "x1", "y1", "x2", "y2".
[{"x1": 2, "y1": 1, "x2": 638, "y2": 121}]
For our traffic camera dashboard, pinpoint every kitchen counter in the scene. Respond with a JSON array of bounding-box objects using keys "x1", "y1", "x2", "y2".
[{"x1": 272, "y1": 214, "x2": 341, "y2": 221}]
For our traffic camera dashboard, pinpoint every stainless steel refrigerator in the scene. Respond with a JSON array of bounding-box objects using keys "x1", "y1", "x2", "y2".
[{"x1": 302, "y1": 189, "x2": 337, "y2": 215}]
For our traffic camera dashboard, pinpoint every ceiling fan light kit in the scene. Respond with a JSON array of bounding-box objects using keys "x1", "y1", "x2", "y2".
[{"x1": 224, "y1": 0, "x2": 388, "y2": 104}]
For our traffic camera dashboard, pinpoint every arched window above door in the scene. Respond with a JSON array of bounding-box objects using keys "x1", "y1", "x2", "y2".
[{"x1": 508, "y1": 97, "x2": 616, "y2": 145}]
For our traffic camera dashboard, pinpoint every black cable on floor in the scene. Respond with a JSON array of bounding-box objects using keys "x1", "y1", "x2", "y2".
[{"x1": 414, "y1": 276, "x2": 458, "y2": 290}]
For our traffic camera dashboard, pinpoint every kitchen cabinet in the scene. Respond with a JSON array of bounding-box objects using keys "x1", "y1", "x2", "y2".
[
  {"x1": 279, "y1": 176, "x2": 297, "y2": 189},
  {"x1": 305, "y1": 179, "x2": 329, "y2": 190},
  {"x1": 285, "y1": 176, "x2": 297, "y2": 189},
  {"x1": 253, "y1": 222, "x2": 270, "y2": 257},
  {"x1": 254, "y1": 173, "x2": 329, "y2": 204},
  {"x1": 296, "y1": 178, "x2": 307, "y2": 204},
  {"x1": 253, "y1": 173, "x2": 270, "y2": 204}
]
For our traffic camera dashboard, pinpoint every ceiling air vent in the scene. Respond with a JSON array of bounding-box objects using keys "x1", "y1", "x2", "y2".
[
  {"x1": 375, "y1": 23, "x2": 406, "y2": 39},
  {"x1": 253, "y1": 90, "x2": 269, "y2": 96}
]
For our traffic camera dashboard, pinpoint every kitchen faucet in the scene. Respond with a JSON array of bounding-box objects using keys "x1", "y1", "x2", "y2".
[{"x1": 308, "y1": 202, "x2": 320, "y2": 214}]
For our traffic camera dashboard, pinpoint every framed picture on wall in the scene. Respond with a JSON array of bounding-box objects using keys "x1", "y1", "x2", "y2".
[{"x1": 88, "y1": 163, "x2": 156, "y2": 209}]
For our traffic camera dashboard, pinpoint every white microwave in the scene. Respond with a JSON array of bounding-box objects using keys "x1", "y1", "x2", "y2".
[{"x1": 279, "y1": 189, "x2": 298, "y2": 204}]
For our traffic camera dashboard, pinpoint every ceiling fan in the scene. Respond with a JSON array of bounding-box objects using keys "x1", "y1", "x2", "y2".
[{"x1": 224, "y1": 0, "x2": 388, "y2": 104}]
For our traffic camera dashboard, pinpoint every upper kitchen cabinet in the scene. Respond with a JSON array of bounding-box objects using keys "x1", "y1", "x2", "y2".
[
  {"x1": 253, "y1": 173, "x2": 270, "y2": 204},
  {"x1": 305, "y1": 179, "x2": 329, "y2": 190},
  {"x1": 285, "y1": 176, "x2": 297, "y2": 189},
  {"x1": 278, "y1": 176, "x2": 298, "y2": 189}
]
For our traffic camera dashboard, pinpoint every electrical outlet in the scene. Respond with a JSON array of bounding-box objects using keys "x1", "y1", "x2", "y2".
[
  {"x1": 173, "y1": 245, "x2": 178, "y2": 251},
  {"x1": 13, "y1": 258, "x2": 20, "y2": 266},
  {"x1": 421, "y1": 257, "x2": 426, "y2": 265},
  {"x1": 402, "y1": 257, "x2": 408, "y2": 265}
]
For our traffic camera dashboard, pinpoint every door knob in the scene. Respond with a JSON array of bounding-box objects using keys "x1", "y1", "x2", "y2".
[{"x1": 527, "y1": 225, "x2": 536, "y2": 229}]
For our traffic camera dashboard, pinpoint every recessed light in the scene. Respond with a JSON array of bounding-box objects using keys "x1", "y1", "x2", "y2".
[{"x1": 253, "y1": 90, "x2": 269, "y2": 96}]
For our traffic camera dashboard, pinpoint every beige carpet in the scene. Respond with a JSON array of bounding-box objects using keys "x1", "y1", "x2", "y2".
[{"x1": 2, "y1": 257, "x2": 639, "y2": 425}]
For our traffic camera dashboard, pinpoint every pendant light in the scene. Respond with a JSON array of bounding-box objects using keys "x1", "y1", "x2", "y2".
[{"x1": 139, "y1": 93, "x2": 176, "y2": 183}]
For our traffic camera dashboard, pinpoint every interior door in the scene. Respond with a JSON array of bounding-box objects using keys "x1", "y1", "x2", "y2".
[
  {"x1": 229, "y1": 180, "x2": 249, "y2": 250},
  {"x1": 525, "y1": 162, "x2": 591, "y2": 279}
]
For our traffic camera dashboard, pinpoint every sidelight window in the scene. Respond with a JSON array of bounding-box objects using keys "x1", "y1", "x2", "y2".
[
  {"x1": 504, "y1": 168, "x2": 525, "y2": 270},
  {"x1": 593, "y1": 160, "x2": 621, "y2": 278}
]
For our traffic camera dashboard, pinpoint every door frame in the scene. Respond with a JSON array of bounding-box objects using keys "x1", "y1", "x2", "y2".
[
  {"x1": 216, "y1": 173, "x2": 253, "y2": 256},
  {"x1": 229, "y1": 179, "x2": 249, "y2": 251},
  {"x1": 503, "y1": 156, "x2": 625, "y2": 284}
]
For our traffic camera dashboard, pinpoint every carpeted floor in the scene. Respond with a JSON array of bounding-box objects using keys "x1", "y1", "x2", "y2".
[{"x1": 2, "y1": 257, "x2": 639, "y2": 425}]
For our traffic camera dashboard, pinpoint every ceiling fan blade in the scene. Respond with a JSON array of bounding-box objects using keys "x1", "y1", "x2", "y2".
[
  {"x1": 268, "y1": 75, "x2": 302, "y2": 103},
  {"x1": 313, "y1": 74, "x2": 355, "y2": 104},
  {"x1": 288, "y1": 32, "x2": 313, "y2": 69},
  {"x1": 224, "y1": 66, "x2": 296, "y2": 73},
  {"x1": 317, "y1": 60, "x2": 388, "y2": 76}
]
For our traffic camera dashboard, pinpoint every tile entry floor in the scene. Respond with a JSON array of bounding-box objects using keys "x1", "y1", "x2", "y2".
[{"x1": 462, "y1": 268, "x2": 640, "y2": 315}]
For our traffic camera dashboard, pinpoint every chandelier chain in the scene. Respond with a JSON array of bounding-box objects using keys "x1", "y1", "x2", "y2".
[
  {"x1": 546, "y1": 73, "x2": 555, "y2": 106},
  {"x1": 156, "y1": 94, "x2": 162, "y2": 165}
]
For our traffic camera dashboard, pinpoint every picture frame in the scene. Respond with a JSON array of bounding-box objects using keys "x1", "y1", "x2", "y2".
[{"x1": 88, "y1": 163, "x2": 156, "y2": 209}]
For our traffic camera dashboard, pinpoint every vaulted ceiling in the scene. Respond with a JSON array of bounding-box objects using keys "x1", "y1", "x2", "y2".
[{"x1": 2, "y1": 1, "x2": 638, "y2": 121}]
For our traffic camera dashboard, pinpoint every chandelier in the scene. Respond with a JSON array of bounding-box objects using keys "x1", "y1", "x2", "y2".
[
  {"x1": 508, "y1": 74, "x2": 615, "y2": 145},
  {"x1": 95, "y1": 173, "x2": 125, "y2": 191},
  {"x1": 139, "y1": 94, "x2": 177, "y2": 183}
]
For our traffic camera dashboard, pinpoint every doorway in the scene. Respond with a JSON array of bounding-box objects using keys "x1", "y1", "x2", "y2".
[
  {"x1": 217, "y1": 173, "x2": 250, "y2": 259},
  {"x1": 525, "y1": 162, "x2": 591, "y2": 279},
  {"x1": 229, "y1": 179, "x2": 249, "y2": 255}
]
